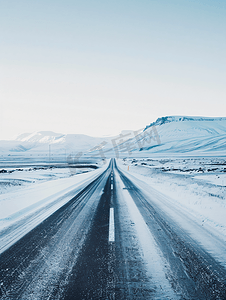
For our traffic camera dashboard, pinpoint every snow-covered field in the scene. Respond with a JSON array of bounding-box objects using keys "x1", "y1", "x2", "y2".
[
  {"x1": 0, "y1": 164, "x2": 98, "y2": 195},
  {"x1": 118, "y1": 157, "x2": 226, "y2": 240}
]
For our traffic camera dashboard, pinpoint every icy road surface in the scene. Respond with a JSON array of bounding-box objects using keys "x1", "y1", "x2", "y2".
[{"x1": 0, "y1": 159, "x2": 226, "y2": 299}]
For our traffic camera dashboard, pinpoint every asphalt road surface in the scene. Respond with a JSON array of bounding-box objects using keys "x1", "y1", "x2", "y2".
[{"x1": 0, "y1": 159, "x2": 226, "y2": 299}]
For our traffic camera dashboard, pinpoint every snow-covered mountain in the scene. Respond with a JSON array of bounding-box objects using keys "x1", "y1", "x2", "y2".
[
  {"x1": 15, "y1": 131, "x2": 110, "y2": 150},
  {"x1": 5, "y1": 131, "x2": 114, "y2": 157},
  {"x1": 133, "y1": 116, "x2": 226, "y2": 156},
  {"x1": 16, "y1": 131, "x2": 65, "y2": 144},
  {"x1": 146, "y1": 116, "x2": 226, "y2": 139},
  {"x1": 1, "y1": 116, "x2": 226, "y2": 159}
]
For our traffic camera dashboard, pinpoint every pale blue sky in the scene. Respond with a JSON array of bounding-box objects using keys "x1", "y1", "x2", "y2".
[{"x1": 0, "y1": 0, "x2": 226, "y2": 139}]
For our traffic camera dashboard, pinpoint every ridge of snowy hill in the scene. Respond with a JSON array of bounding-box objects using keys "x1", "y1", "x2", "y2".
[
  {"x1": 14, "y1": 131, "x2": 114, "y2": 149},
  {"x1": 147, "y1": 116, "x2": 226, "y2": 127},
  {"x1": 132, "y1": 116, "x2": 226, "y2": 156},
  {"x1": 16, "y1": 131, "x2": 65, "y2": 144},
  {"x1": 146, "y1": 116, "x2": 226, "y2": 140}
]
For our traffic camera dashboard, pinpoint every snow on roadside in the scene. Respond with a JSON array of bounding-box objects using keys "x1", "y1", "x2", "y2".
[
  {"x1": 0, "y1": 166, "x2": 94, "y2": 195},
  {"x1": 118, "y1": 159, "x2": 226, "y2": 238},
  {"x1": 115, "y1": 170, "x2": 179, "y2": 299},
  {"x1": 117, "y1": 159, "x2": 226, "y2": 268},
  {"x1": 0, "y1": 163, "x2": 108, "y2": 254}
]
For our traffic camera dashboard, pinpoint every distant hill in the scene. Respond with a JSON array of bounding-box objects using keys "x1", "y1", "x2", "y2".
[
  {"x1": 133, "y1": 116, "x2": 226, "y2": 156},
  {"x1": 1, "y1": 116, "x2": 226, "y2": 159},
  {"x1": 5, "y1": 131, "x2": 114, "y2": 155},
  {"x1": 16, "y1": 131, "x2": 65, "y2": 144}
]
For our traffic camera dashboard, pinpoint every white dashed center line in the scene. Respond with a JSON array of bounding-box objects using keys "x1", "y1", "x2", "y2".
[{"x1": 108, "y1": 208, "x2": 115, "y2": 242}]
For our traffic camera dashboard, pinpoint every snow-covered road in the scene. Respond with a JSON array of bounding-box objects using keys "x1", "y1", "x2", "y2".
[{"x1": 0, "y1": 159, "x2": 226, "y2": 299}]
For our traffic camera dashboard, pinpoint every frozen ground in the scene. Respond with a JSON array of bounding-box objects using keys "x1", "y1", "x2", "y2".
[{"x1": 118, "y1": 157, "x2": 226, "y2": 240}]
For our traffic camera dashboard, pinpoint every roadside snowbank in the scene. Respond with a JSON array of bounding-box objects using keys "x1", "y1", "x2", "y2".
[
  {"x1": 117, "y1": 159, "x2": 226, "y2": 267},
  {"x1": 0, "y1": 164, "x2": 107, "y2": 254},
  {"x1": 118, "y1": 159, "x2": 226, "y2": 236},
  {"x1": 115, "y1": 170, "x2": 179, "y2": 299}
]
